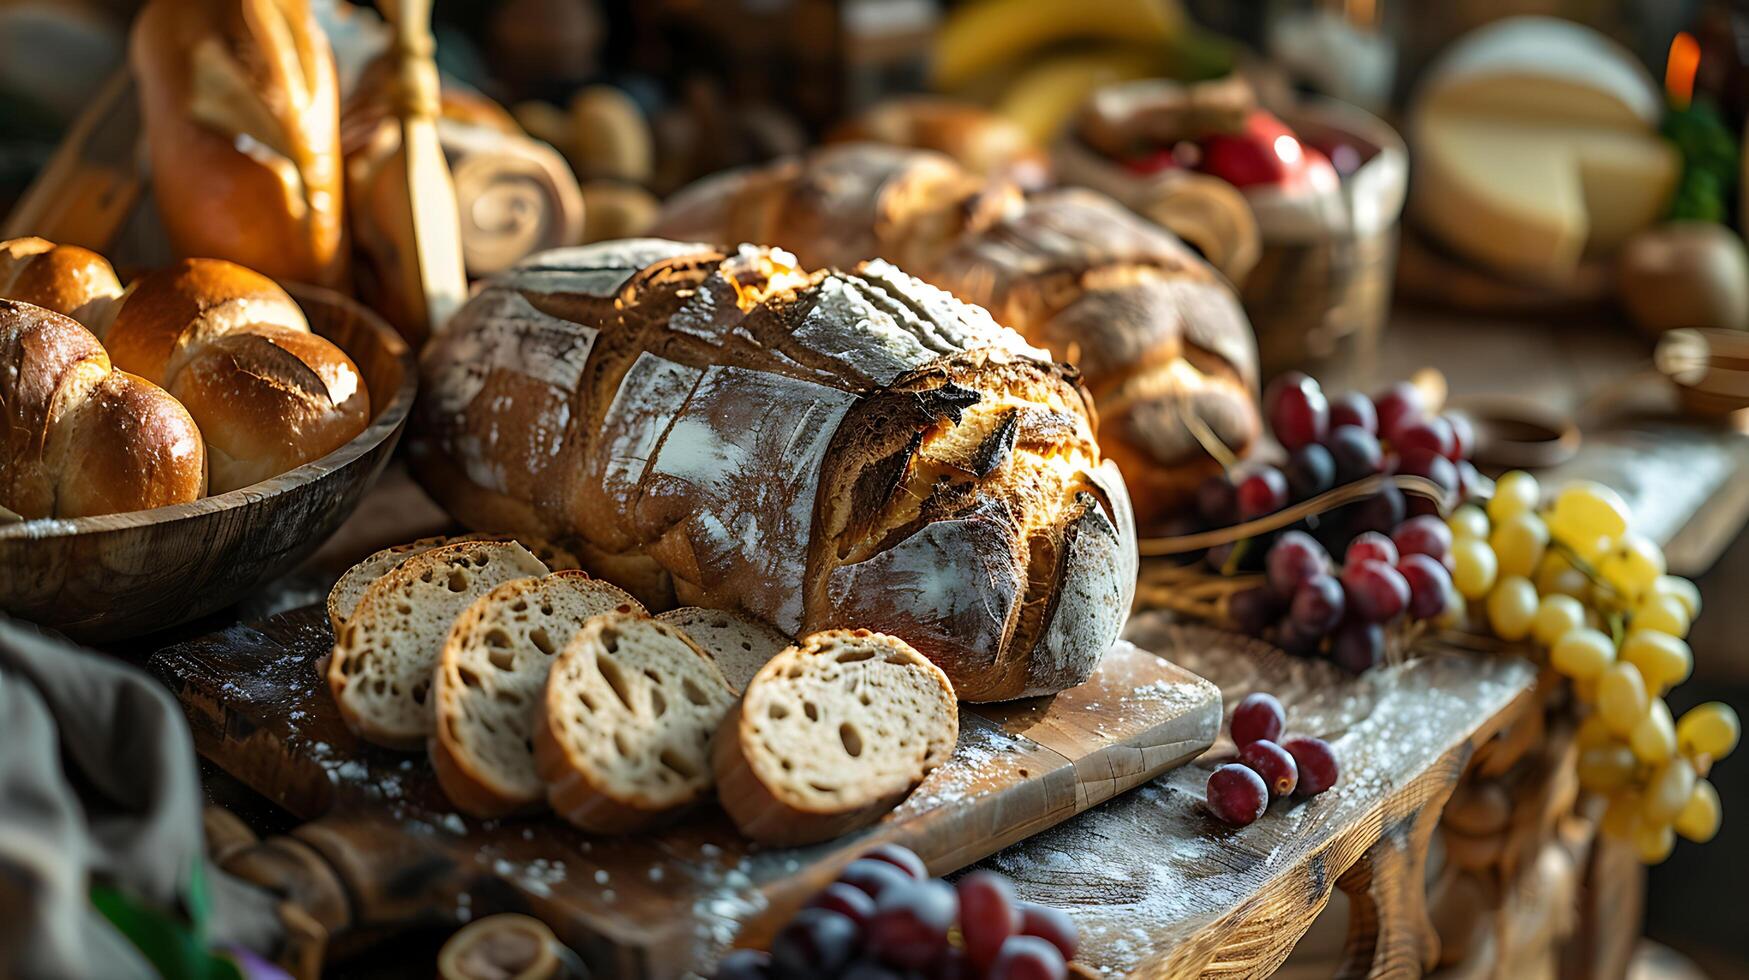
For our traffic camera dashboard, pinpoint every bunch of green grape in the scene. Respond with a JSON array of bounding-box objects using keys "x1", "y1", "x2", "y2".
[{"x1": 1440, "y1": 471, "x2": 1739, "y2": 864}]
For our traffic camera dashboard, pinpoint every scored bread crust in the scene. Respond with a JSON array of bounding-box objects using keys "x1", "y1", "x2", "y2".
[
  {"x1": 655, "y1": 607, "x2": 791, "y2": 694},
  {"x1": 431, "y1": 572, "x2": 645, "y2": 818},
  {"x1": 533, "y1": 612, "x2": 735, "y2": 834},
  {"x1": 326, "y1": 533, "x2": 583, "y2": 633},
  {"x1": 327, "y1": 539, "x2": 549, "y2": 748},
  {"x1": 711, "y1": 629, "x2": 958, "y2": 846}
]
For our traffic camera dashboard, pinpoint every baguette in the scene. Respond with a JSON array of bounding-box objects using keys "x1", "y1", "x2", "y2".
[
  {"x1": 432, "y1": 572, "x2": 644, "y2": 817},
  {"x1": 655, "y1": 607, "x2": 790, "y2": 694},
  {"x1": 711, "y1": 629, "x2": 958, "y2": 846},
  {"x1": 326, "y1": 533, "x2": 582, "y2": 633},
  {"x1": 533, "y1": 612, "x2": 735, "y2": 833},
  {"x1": 327, "y1": 539, "x2": 549, "y2": 748}
]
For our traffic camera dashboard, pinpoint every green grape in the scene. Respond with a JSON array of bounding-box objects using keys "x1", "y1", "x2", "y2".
[
  {"x1": 1574, "y1": 676, "x2": 1599, "y2": 705},
  {"x1": 1641, "y1": 757, "x2": 1697, "y2": 823},
  {"x1": 1620, "y1": 630, "x2": 1692, "y2": 693},
  {"x1": 1489, "y1": 512, "x2": 1549, "y2": 579},
  {"x1": 1577, "y1": 713, "x2": 1615, "y2": 749},
  {"x1": 1485, "y1": 576, "x2": 1538, "y2": 640},
  {"x1": 1601, "y1": 789, "x2": 1643, "y2": 839},
  {"x1": 1676, "y1": 702, "x2": 1740, "y2": 761},
  {"x1": 1535, "y1": 553, "x2": 1591, "y2": 600},
  {"x1": 1650, "y1": 575, "x2": 1701, "y2": 619},
  {"x1": 1433, "y1": 581, "x2": 1467, "y2": 630},
  {"x1": 1551, "y1": 627, "x2": 1614, "y2": 680},
  {"x1": 1451, "y1": 537, "x2": 1498, "y2": 601},
  {"x1": 1635, "y1": 820, "x2": 1676, "y2": 864},
  {"x1": 1532, "y1": 594, "x2": 1587, "y2": 647},
  {"x1": 1448, "y1": 505, "x2": 1490, "y2": 541},
  {"x1": 1577, "y1": 744, "x2": 1638, "y2": 793},
  {"x1": 1488, "y1": 471, "x2": 1540, "y2": 523},
  {"x1": 1598, "y1": 662, "x2": 1650, "y2": 736},
  {"x1": 1598, "y1": 533, "x2": 1665, "y2": 598},
  {"x1": 1631, "y1": 592, "x2": 1691, "y2": 639},
  {"x1": 1551, "y1": 481, "x2": 1631, "y2": 541},
  {"x1": 1631, "y1": 699, "x2": 1678, "y2": 765},
  {"x1": 1675, "y1": 780, "x2": 1721, "y2": 843}
]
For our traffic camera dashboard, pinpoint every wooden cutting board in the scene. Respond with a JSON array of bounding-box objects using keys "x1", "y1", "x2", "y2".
[{"x1": 150, "y1": 605, "x2": 1220, "y2": 977}]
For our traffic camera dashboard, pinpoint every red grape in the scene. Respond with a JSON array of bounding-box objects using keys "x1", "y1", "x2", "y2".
[
  {"x1": 1239, "y1": 739, "x2": 1299, "y2": 797},
  {"x1": 1347, "y1": 484, "x2": 1405, "y2": 536},
  {"x1": 1278, "y1": 623, "x2": 1323, "y2": 657},
  {"x1": 1345, "y1": 531, "x2": 1398, "y2": 567},
  {"x1": 837, "y1": 859, "x2": 910, "y2": 901},
  {"x1": 1266, "y1": 530, "x2": 1330, "y2": 597},
  {"x1": 1283, "y1": 737, "x2": 1340, "y2": 796},
  {"x1": 1265, "y1": 372, "x2": 1329, "y2": 451},
  {"x1": 1393, "y1": 417, "x2": 1454, "y2": 459},
  {"x1": 1341, "y1": 559, "x2": 1409, "y2": 622},
  {"x1": 1444, "y1": 413, "x2": 1475, "y2": 461},
  {"x1": 1373, "y1": 382, "x2": 1426, "y2": 444},
  {"x1": 1326, "y1": 425, "x2": 1385, "y2": 483},
  {"x1": 1196, "y1": 474, "x2": 1237, "y2": 526},
  {"x1": 1455, "y1": 460, "x2": 1486, "y2": 502},
  {"x1": 1398, "y1": 449, "x2": 1458, "y2": 518},
  {"x1": 860, "y1": 843, "x2": 927, "y2": 880},
  {"x1": 1330, "y1": 620, "x2": 1385, "y2": 673},
  {"x1": 1017, "y1": 902, "x2": 1079, "y2": 961},
  {"x1": 1206, "y1": 763, "x2": 1269, "y2": 826},
  {"x1": 1392, "y1": 515, "x2": 1451, "y2": 563},
  {"x1": 927, "y1": 948, "x2": 978, "y2": 980},
  {"x1": 1328, "y1": 391, "x2": 1378, "y2": 434},
  {"x1": 1231, "y1": 692, "x2": 1286, "y2": 747},
  {"x1": 1236, "y1": 467, "x2": 1288, "y2": 521},
  {"x1": 868, "y1": 880, "x2": 956, "y2": 969},
  {"x1": 807, "y1": 882, "x2": 878, "y2": 930},
  {"x1": 840, "y1": 960, "x2": 907, "y2": 980},
  {"x1": 1398, "y1": 554, "x2": 1453, "y2": 621},
  {"x1": 771, "y1": 909, "x2": 860, "y2": 977},
  {"x1": 987, "y1": 935, "x2": 1068, "y2": 980},
  {"x1": 957, "y1": 871, "x2": 1021, "y2": 969},
  {"x1": 713, "y1": 948, "x2": 773, "y2": 980},
  {"x1": 1229, "y1": 586, "x2": 1283, "y2": 637},
  {"x1": 1284, "y1": 444, "x2": 1335, "y2": 501},
  {"x1": 1288, "y1": 575, "x2": 1344, "y2": 636}
]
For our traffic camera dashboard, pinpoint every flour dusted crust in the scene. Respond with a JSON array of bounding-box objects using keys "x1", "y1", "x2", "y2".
[{"x1": 413, "y1": 239, "x2": 1136, "y2": 702}]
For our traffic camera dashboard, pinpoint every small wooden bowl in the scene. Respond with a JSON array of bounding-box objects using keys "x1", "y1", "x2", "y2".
[{"x1": 0, "y1": 285, "x2": 416, "y2": 642}]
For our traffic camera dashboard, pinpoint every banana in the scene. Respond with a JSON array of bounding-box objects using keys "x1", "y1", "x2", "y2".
[
  {"x1": 996, "y1": 48, "x2": 1164, "y2": 145},
  {"x1": 933, "y1": 0, "x2": 1184, "y2": 93}
]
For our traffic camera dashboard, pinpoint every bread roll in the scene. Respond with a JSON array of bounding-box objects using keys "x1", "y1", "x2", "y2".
[
  {"x1": 97, "y1": 258, "x2": 369, "y2": 492},
  {"x1": 0, "y1": 237, "x2": 122, "y2": 325},
  {"x1": 0, "y1": 299, "x2": 205, "y2": 518},
  {"x1": 131, "y1": 0, "x2": 347, "y2": 288}
]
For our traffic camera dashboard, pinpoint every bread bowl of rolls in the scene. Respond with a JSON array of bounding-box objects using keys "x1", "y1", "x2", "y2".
[{"x1": 0, "y1": 238, "x2": 415, "y2": 642}]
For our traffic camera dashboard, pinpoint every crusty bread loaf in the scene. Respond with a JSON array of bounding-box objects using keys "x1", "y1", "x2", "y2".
[
  {"x1": 533, "y1": 612, "x2": 735, "y2": 833},
  {"x1": 0, "y1": 299, "x2": 206, "y2": 518},
  {"x1": 711, "y1": 629, "x2": 958, "y2": 845},
  {"x1": 130, "y1": 0, "x2": 347, "y2": 288},
  {"x1": 655, "y1": 144, "x2": 1260, "y2": 525},
  {"x1": 95, "y1": 258, "x2": 368, "y2": 493},
  {"x1": 828, "y1": 96, "x2": 1049, "y2": 190},
  {"x1": 413, "y1": 240, "x2": 1136, "y2": 702},
  {"x1": 326, "y1": 533, "x2": 582, "y2": 633},
  {"x1": 432, "y1": 572, "x2": 645, "y2": 817},
  {"x1": 656, "y1": 607, "x2": 790, "y2": 694},
  {"x1": 0, "y1": 238, "x2": 122, "y2": 325},
  {"x1": 327, "y1": 540, "x2": 549, "y2": 749}
]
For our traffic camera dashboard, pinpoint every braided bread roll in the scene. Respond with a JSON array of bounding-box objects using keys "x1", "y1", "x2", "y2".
[
  {"x1": 413, "y1": 240, "x2": 1136, "y2": 702},
  {"x1": 656, "y1": 144, "x2": 1260, "y2": 526}
]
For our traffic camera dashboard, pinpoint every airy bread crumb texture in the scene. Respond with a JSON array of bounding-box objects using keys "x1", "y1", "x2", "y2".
[{"x1": 655, "y1": 606, "x2": 791, "y2": 694}]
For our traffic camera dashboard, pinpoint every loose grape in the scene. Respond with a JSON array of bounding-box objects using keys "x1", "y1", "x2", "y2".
[
  {"x1": 1240, "y1": 739, "x2": 1300, "y2": 797},
  {"x1": 1329, "y1": 391, "x2": 1377, "y2": 433},
  {"x1": 712, "y1": 949, "x2": 773, "y2": 980},
  {"x1": 1448, "y1": 505, "x2": 1490, "y2": 541},
  {"x1": 1485, "y1": 576, "x2": 1538, "y2": 641},
  {"x1": 957, "y1": 871, "x2": 1021, "y2": 969},
  {"x1": 1373, "y1": 382, "x2": 1426, "y2": 444},
  {"x1": 808, "y1": 883, "x2": 878, "y2": 929},
  {"x1": 1535, "y1": 552, "x2": 1590, "y2": 600},
  {"x1": 1531, "y1": 594, "x2": 1587, "y2": 647},
  {"x1": 1641, "y1": 757, "x2": 1698, "y2": 823},
  {"x1": 1634, "y1": 821, "x2": 1676, "y2": 864},
  {"x1": 1630, "y1": 592, "x2": 1690, "y2": 639},
  {"x1": 1597, "y1": 533, "x2": 1665, "y2": 598},
  {"x1": 1267, "y1": 531, "x2": 1331, "y2": 598},
  {"x1": 1577, "y1": 744, "x2": 1638, "y2": 793},
  {"x1": 771, "y1": 909, "x2": 860, "y2": 977},
  {"x1": 1597, "y1": 663, "x2": 1650, "y2": 736},
  {"x1": 1284, "y1": 737, "x2": 1340, "y2": 796},
  {"x1": 1331, "y1": 620, "x2": 1385, "y2": 673},
  {"x1": 1551, "y1": 481, "x2": 1630, "y2": 541},
  {"x1": 1550, "y1": 628, "x2": 1614, "y2": 680},
  {"x1": 1342, "y1": 559, "x2": 1410, "y2": 622},
  {"x1": 1445, "y1": 413, "x2": 1476, "y2": 461},
  {"x1": 1676, "y1": 702, "x2": 1740, "y2": 761},
  {"x1": 1285, "y1": 443, "x2": 1337, "y2": 500},
  {"x1": 1488, "y1": 512, "x2": 1549, "y2": 579},
  {"x1": 1017, "y1": 902, "x2": 1079, "y2": 962},
  {"x1": 1288, "y1": 576, "x2": 1345, "y2": 636},
  {"x1": 1395, "y1": 417, "x2": 1455, "y2": 459},
  {"x1": 1345, "y1": 531, "x2": 1398, "y2": 567},
  {"x1": 1393, "y1": 515, "x2": 1452, "y2": 563},
  {"x1": 1619, "y1": 630, "x2": 1692, "y2": 693},
  {"x1": 1326, "y1": 425, "x2": 1386, "y2": 483},
  {"x1": 987, "y1": 935, "x2": 1068, "y2": 980},
  {"x1": 1576, "y1": 713, "x2": 1615, "y2": 749},
  {"x1": 838, "y1": 860, "x2": 911, "y2": 901},
  {"x1": 1399, "y1": 554, "x2": 1453, "y2": 620},
  {"x1": 860, "y1": 843, "x2": 927, "y2": 880},
  {"x1": 1487, "y1": 471, "x2": 1540, "y2": 524},
  {"x1": 1630, "y1": 700, "x2": 1677, "y2": 765},
  {"x1": 1237, "y1": 467, "x2": 1289, "y2": 521},
  {"x1": 1231, "y1": 692, "x2": 1286, "y2": 747},
  {"x1": 1197, "y1": 475, "x2": 1238, "y2": 526},
  {"x1": 1206, "y1": 763, "x2": 1268, "y2": 826},
  {"x1": 1675, "y1": 780, "x2": 1721, "y2": 843},
  {"x1": 1650, "y1": 575, "x2": 1702, "y2": 619},
  {"x1": 1229, "y1": 587, "x2": 1284, "y2": 637},
  {"x1": 1601, "y1": 790, "x2": 1642, "y2": 839},
  {"x1": 1265, "y1": 372, "x2": 1330, "y2": 451},
  {"x1": 867, "y1": 880, "x2": 956, "y2": 969},
  {"x1": 1450, "y1": 538, "x2": 1499, "y2": 600}
]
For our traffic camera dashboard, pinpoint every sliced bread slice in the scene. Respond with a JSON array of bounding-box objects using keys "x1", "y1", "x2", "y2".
[
  {"x1": 327, "y1": 540, "x2": 550, "y2": 748},
  {"x1": 712, "y1": 629, "x2": 959, "y2": 845},
  {"x1": 534, "y1": 613, "x2": 736, "y2": 833},
  {"x1": 432, "y1": 572, "x2": 646, "y2": 817},
  {"x1": 326, "y1": 534, "x2": 582, "y2": 633},
  {"x1": 655, "y1": 607, "x2": 790, "y2": 694}
]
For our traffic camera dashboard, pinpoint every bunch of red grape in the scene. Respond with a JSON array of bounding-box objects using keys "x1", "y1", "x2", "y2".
[
  {"x1": 713, "y1": 844, "x2": 1080, "y2": 980},
  {"x1": 1206, "y1": 693, "x2": 1340, "y2": 827}
]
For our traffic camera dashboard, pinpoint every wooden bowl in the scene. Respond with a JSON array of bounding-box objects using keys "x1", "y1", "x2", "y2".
[{"x1": 0, "y1": 285, "x2": 416, "y2": 642}]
